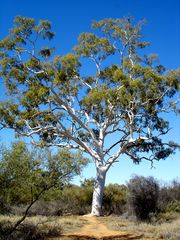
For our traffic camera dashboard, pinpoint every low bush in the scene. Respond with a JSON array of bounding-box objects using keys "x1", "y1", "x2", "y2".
[
  {"x1": 127, "y1": 176, "x2": 159, "y2": 221},
  {"x1": 158, "y1": 180, "x2": 180, "y2": 213},
  {"x1": 0, "y1": 218, "x2": 62, "y2": 240},
  {"x1": 103, "y1": 184, "x2": 127, "y2": 215},
  {"x1": 165, "y1": 200, "x2": 180, "y2": 213}
]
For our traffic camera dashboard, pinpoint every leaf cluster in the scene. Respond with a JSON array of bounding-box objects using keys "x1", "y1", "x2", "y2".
[
  {"x1": 0, "y1": 141, "x2": 88, "y2": 205},
  {"x1": 74, "y1": 33, "x2": 115, "y2": 60}
]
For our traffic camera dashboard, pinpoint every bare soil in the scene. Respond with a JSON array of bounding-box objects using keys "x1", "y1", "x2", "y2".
[{"x1": 61, "y1": 215, "x2": 144, "y2": 240}]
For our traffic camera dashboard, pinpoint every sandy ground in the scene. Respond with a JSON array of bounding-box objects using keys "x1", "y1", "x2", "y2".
[{"x1": 62, "y1": 215, "x2": 144, "y2": 239}]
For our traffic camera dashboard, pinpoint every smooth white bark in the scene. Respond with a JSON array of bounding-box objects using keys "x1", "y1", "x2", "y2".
[{"x1": 91, "y1": 166, "x2": 107, "y2": 216}]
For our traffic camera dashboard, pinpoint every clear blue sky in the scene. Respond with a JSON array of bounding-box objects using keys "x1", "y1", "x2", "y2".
[{"x1": 0, "y1": 0, "x2": 180, "y2": 185}]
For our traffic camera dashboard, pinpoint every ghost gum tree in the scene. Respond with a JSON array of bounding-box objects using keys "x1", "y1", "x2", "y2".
[{"x1": 0, "y1": 16, "x2": 179, "y2": 216}]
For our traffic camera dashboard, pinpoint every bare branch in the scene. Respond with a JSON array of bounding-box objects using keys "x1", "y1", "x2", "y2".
[
  {"x1": 50, "y1": 86, "x2": 99, "y2": 146},
  {"x1": 75, "y1": 76, "x2": 93, "y2": 90}
]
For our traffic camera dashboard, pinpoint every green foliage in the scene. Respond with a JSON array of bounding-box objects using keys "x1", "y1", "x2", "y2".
[
  {"x1": 165, "y1": 200, "x2": 180, "y2": 213},
  {"x1": 103, "y1": 184, "x2": 127, "y2": 215},
  {"x1": 30, "y1": 180, "x2": 127, "y2": 216},
  {"x1": 74, "y1": 33, "x2": 115, "y2": 60},
  {"x1": 92, "y1": 18, "x2": 149, "y2": 54},
  {"x1": 0, "y1": 141, "x2": 37, "y2": 204},
  {"x1": 128, "y1": 176, "x2": 159, "y2": 221},
  {"x1": 158, "y1": 180, "x2": 180, "y2": 215},
  {"x1": 47, "y1": 149, "x2": 88, "y2": 183},
  {"x1": 0, "y1": 141, "x2": 88, "y2": 208}
]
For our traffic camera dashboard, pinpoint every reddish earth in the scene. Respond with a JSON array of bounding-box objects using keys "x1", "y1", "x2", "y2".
[{"x1": 62, "y1": 216, "x2": 144, "y2": 240}]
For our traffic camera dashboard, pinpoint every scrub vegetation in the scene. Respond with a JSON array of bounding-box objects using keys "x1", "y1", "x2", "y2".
[
  {"x1": 0, "y1": 15, "x2": 179, "y2": 239},
  {"x1": 0, "y1": 141, "x2": 179, "y2": 239}
]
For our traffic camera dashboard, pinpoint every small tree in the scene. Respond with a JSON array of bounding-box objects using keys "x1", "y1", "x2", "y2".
[
  {"x1": 128, "y1": 175, "x2": 159, "y2": 221},
  {"x1": 0, "y1": 140, "x2": 87, "y2": 206},
  {"x1": 0, "y1": 16, "x2": 179, "y2": 216},
  {"x1": 0, "y1": 140, "x2": 87, "y2": 236}
]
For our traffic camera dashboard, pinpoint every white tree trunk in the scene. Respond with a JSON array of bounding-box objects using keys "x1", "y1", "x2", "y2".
[{"x1": 91, "y1": 166, "x2": 107, "y2": 216}]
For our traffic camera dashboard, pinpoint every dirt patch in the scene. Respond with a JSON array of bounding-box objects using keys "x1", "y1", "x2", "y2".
[
  {"x1": 63, "y1": 234, "x2": 144, "y2": 240},
  {"x1": 62, "y1": 216, "x2": 144, "y2": 240}
]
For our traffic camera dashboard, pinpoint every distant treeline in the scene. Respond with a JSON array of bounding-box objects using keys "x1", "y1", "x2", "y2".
[{"x1": 0, "y1": 141, "x2": 179, "y2": 221}]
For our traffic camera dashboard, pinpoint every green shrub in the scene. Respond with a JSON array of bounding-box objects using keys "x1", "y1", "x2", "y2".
[
  {"x1": 157, "y1": 211, "x2": 178, "y2": 223},
  {"x1": 166, "y1": 200, "x2": 180, "y2": 213},
  {"x1": 103, "y1": 184, "x2": 127, "y2": 215},
  {"x1": 158, "y1": 180, "x2": 180, "y2": 213},
  {"x1": 127, "y1": 176, "x2": 159, "y2": 221}
]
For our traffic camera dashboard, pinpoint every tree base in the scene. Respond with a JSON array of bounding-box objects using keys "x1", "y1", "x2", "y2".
[{"x1": 83, "y1": 213, "x2": 102, "y2": 217}]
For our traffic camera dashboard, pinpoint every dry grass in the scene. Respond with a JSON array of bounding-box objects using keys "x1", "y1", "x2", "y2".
[
  {"x1": 0, "y1": 215, "x2": 87, "y2": 239},
  {"x1": 0, "y1": 215, "x2": 62, "y2": 239},
  {"x1": 101, "y1": 215, "x2": 180, "y2": 240},
  {"x1": 55, "y1": 215, "x2": 88, "y2": 234},
  {"x1": 0, "y1": 214, "x2": 180, "y2": 240}
]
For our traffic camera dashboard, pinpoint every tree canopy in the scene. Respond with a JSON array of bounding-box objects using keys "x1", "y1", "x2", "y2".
[
  {"x1": 0, "y1": 16, "x2": 179, "y2": 215},
  {"x1": 0, "y1": 17, "x2": 179, "y2": 162}
]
